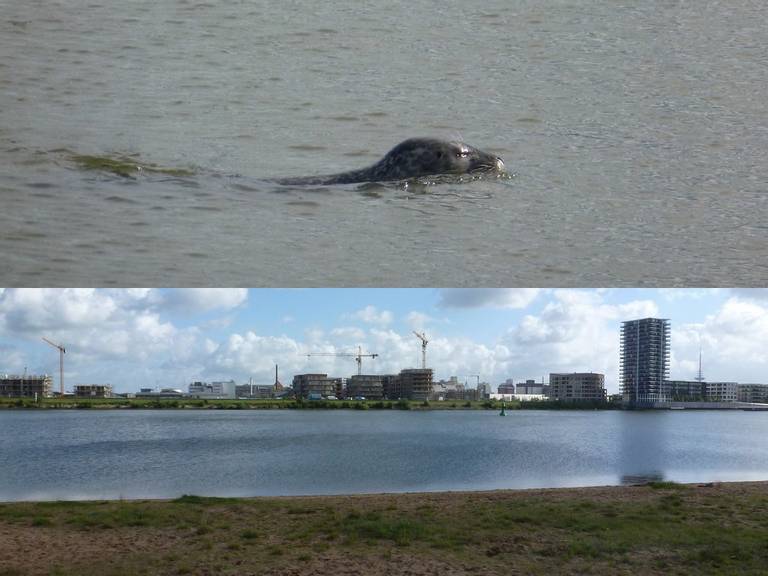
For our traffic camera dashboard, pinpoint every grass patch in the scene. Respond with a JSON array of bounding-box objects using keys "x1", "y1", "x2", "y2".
[
  {"x1": 648, "y1": 480, "x2": 688, "y2": 490},
  {"x1": 31, "y1": 516, "x2": 52, "y2": 527},
  {"x1": 1, "y1": 485, "x2": 767, "y2": 575},
  {"x1": 339, "y1": 511, "x2": 427, "y2": 546}
]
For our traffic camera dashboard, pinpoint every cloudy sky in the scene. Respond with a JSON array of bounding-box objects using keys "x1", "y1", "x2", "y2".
[{"x1": 1, "y1": 288, "x2": 767, "y2": 394}]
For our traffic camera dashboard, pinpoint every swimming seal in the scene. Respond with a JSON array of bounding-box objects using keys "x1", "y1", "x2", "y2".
[{"x1": 275, "y1": 138, "x2": 505, "y2": 185}]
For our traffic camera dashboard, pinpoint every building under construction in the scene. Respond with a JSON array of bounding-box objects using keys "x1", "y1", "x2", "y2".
[
  {"x1": 385, "y1": 368, "x2": 434, "y2": 401},
  {"x1": 0, "y1": 374, "x2": 53, "y2": 398},
  {"x1": 74, "y1": 384, "x2": 113, "y2": 398},
  {"x1": 346, "y1": 375, "x2": 384, "y2": 400},
  {"x1": 292, "y1": 373, "x2": 343, "y2": 399}
]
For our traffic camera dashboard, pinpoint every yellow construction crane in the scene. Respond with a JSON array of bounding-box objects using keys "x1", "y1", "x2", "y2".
[
  {"x1": 413, "y1": 331, "x2": 428, "y2": 369},
  {"x1": 306, "y1": 345, "x2": 378, "y2": 376},
  {"x1": 42, "y1": 337, "x2": 65, "y2": 396}
]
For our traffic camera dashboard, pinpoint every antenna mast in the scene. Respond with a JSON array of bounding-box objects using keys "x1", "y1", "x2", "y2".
[{"x1": 695, "y1": 345, "x2": 705, "y2": 382}]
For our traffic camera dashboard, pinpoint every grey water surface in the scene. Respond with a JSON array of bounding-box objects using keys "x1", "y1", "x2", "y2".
[
  {"x1": 1, "y1": 409, "x2": 767, "y2": 501},
  {"x1": 1, "y1": 1, "x2": 767, "y2": 286}
]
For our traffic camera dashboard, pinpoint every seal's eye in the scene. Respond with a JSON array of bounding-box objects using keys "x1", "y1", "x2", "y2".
[
  {"x1": 436, "y1": 151, "x2": 443, "y2": 159},
  {"x1": 456, "y1": 151, "x2": 469, "y2": 158}
]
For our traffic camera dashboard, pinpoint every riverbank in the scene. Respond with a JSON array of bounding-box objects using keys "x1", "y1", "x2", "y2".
[
  {"x1": 0, "y1": 397, "x2": 616, "y2": 411},
  {"x1": 1, "y1": 482, "x2": 766, "y2": 575}
]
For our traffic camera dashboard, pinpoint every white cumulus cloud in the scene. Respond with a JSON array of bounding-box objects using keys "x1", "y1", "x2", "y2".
[{"x1": 348, "y1": 305, "x2": 393, "y2": 326}]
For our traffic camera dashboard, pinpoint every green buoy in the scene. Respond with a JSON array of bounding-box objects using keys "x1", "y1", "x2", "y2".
[{"x1": 500, "y1": 400, "x2": 506, "y2": 416}]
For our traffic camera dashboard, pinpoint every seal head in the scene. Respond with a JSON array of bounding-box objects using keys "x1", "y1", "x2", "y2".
[{"x1": 276, "y1": 138, "x2": 505, "y2": 185}]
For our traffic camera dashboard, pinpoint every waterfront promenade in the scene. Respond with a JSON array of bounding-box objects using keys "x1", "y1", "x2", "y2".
[{"x1": 1, "y1": 481, "x2": 766, "y2": 575}]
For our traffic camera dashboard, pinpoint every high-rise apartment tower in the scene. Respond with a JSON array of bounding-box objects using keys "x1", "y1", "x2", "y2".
[{"x1": 620, "y1": 318, "x2": 670, "y2": 407}]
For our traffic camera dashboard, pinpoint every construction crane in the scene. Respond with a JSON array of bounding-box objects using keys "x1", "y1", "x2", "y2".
[
  {"x1": 42, "y1": 337, "x2": 65, "y2": 396},
  {"x1": 413, "y1": 331, "x2": 428, "y2": 369},
  {"x1": 306, "y1": 345, "x2": 378, "y2": 376}
]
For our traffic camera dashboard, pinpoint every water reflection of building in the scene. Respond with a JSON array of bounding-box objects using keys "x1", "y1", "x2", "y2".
[
  {"x1": 618, "y1": 411, "x2": 668, "y2": 484},
  {"x1": 620, "y1": 318, "x2": 670, "y2": 407}
]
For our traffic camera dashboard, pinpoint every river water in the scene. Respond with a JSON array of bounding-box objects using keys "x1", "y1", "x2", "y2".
[
  {"x1": 1, "y1": 409, "x2": 767, "y2": 502},
  {"x1": 2, "y1": 1, "x2": 767, "y2": 286}
]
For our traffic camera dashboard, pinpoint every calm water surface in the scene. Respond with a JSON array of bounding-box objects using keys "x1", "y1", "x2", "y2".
[
  {"x1": 1, "y1": 410, "x2": 767, "y2": 502},
  {"x1": 2, "y1": 1, "x2": 767, "y2": 286}
]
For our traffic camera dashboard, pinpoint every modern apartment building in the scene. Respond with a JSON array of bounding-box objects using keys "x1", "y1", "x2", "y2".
[
  {"x1": 667, "y1": 380, "x2": 707, "y2": 401},
  {"x1": 0, "y1": 374, "x2": 53, "y2": 398},
  {"x1": 620, "y1": 318, "x2": 670, "y2": 406},
  {"x1": 706, "y1": 381, "x2": 738, "y2": 403},
  {"x1": 548, "y1": 373, "x2": 606, "y2": 402},
  {"x1": 737, "y1": 383, "x2": 768, "y2": 403}
]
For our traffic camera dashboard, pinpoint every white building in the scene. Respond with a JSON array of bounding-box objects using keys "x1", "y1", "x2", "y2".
[
  {"x1": 188, "y1": 380, "x2": 236, "y2": 399},
  {"x1": 706, "y1": 381, "x2": 738, "y2": 403}
]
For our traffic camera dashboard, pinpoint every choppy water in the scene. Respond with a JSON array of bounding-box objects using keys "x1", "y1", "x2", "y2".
[
  {"x1": 1, "y1": 409, "x2": 767, "y2": 501},
  {"x1": 2, "y1": 1, "x2": 767, "y2": 286}
]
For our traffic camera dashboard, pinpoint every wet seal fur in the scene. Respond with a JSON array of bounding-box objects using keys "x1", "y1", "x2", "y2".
[{"x1": 275, "y1": 138, "x2": 505, "y2": 185}]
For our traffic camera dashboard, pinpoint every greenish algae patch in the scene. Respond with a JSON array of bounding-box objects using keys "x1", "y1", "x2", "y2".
[{"x1": 71, "y1": 154, "x2": 195, "y2": 178}]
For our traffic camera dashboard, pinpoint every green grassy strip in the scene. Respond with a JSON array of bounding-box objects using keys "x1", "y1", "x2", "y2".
[{"x1": 1, "y1": 486, "x2": 767, "y2": 575}]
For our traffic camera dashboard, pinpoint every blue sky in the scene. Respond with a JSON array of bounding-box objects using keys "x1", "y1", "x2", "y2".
[{"x1": 1, "y1": 288, "x2": 766, "y2": 394}]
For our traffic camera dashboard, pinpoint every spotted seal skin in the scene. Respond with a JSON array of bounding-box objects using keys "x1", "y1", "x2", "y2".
[{"x1": 275, "y1": 138, "x2": 505, "y2": 185}]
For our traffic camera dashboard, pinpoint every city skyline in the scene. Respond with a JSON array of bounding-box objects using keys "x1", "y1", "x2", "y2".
[{"x1": 1, "y1": 288, "x2": 767, "y2": 394}]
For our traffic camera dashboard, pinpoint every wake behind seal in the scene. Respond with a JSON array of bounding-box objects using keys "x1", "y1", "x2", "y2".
[{"x1": 275, "y1": 138, "x2": 506, "y2": 185}]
